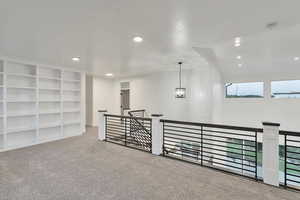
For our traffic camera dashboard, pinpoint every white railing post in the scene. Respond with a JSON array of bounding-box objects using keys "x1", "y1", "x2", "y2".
[
  {"x1": 262, "y1": 122, "x2": 280, "y2": 186},
  {"x1": 151, "y1": 114, "x2": 164, "y2": 155},
  {"x1": 98, "y1": 110, "x2": 107, "y2": 141}
]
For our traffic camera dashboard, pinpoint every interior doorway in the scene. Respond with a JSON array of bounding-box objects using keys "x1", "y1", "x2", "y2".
[{"x1": 120, "y1": 82, "x2": 130, "y2": 115}]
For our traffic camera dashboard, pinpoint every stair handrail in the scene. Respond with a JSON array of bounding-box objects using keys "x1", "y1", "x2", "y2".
[{"x1": 128, "y1": 109, "x2": 150, "y2": 135}]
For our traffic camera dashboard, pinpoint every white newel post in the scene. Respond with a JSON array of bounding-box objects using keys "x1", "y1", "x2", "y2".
[
  {"x1": 151, "y1": 114, "x2": 164, "y2": 155},
  {"x1": 262, "y1": 122, "x2": 280, "y2": 186},
  {"x1": 98, "y1": 110, "x2": 107, "y2": 141}
]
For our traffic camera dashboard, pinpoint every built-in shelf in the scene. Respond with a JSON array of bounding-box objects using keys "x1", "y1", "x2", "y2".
[
  {"x1": 63, "y1": 123, "x2": 81, "y2": 137},
  {"x1": 39, "y1": 111, "x2": 61, "y2": 115},
  {"x1": 63, "y1": 100, "x2": 80, "y2": 102},
  {"x1": 39, "y1": 100, "x2": 61, "y2": 103},
  {"x1": 6, "y1": 126, "x2": 36, "y2": 134},
  {"x1": 63, "y1": 79, "x2": 81, "y2": 83},
  {"x1": 6, "y1": 62, "x2": 36, "y2": 74},
  {"x1": 7, "y1": 100, "x2": 37, "y2": 103},
  {"x1": 7, "y1": 86, "x2": 36, "y2": 90},
  {"x1": 63, "y1": 89, "x2": 80, "y2": 92},
  {"x1": 5, "y1": 142, "x2": 35, "y2": 151},
  {"x1": 39, "y1": 67, "x2": 61, "y2": 81},
  {"x1": 7, "y1": 113, "x2": 36, "y2": 117},
  {"x1": 6, "y1": 73, "x2": 36, "y2": 79},
  {"x1": 39, "y1": 123, "x2": 61, "y2": 129},
  {"x1": 39, "y1": 88, "x2": 60, "y2": 91},
  {"x1": 39, "y1": 76, "x2": 61, "y2": 81},
  {"x1": 63, "y1": 121, "x2": 80, "y2": 125},
  {"x1": 63, "y1": 110, "x2": 80, "y2": 113},
  {"x1": 37, "y1": 136, "x2": 61, "y2": 144},
  {"x1": 0, "y1": 59, "x2": 82, "y2": 152}
]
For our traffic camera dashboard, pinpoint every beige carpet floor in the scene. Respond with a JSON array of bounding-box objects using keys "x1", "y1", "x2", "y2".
[{"x1": 0, "y1": 127, "x2": 299, "y2": 200}]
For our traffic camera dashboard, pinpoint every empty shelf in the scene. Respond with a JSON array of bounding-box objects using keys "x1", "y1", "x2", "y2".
[
  {"x1": 7, "y1": 113, "x2": 36, "y2": 117},
  {"x1": 7, "y1": 126, "x2": 36, "y2": 133}
]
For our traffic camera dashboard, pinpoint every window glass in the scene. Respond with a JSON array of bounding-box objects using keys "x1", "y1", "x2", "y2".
[
  {"x1": 225, "y1": 82, "x2": 264, "y2": 98},
  {"x1": 271, "y1": 80, "x2": 300, "y2": 98}
]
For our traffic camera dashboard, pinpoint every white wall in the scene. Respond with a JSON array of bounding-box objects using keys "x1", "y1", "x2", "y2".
[
  {"x1": 89, "y1": 64, "x2": 300, "y2": 132},
  {"x1": 88, "y1": 65, "x2": 223, "y2": 125},
  {"x1": 112, "y1": 65, "x2": 223, "y2": 123},
  {"x1": 211, "y1": 66, "x2": 224, "y2": 123},
  {"x1": 92, "y1": 77, "x2": 117, "y2": 126},
  {"x1": 86, "y1": 75, "x2": 93, "y2": 126},
  {"x1": 220, "y1": 75, "x2": 300, "y2": 131}
]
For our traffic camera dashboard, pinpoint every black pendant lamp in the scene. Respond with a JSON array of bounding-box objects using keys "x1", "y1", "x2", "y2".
[{"x1": 175, "y1": 62, "x2": 186, "y2": 98}]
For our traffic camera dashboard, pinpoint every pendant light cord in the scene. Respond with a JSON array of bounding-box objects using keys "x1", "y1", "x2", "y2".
[{"x1": 178, "y1": 62, "x2": 182, "y2": 88}]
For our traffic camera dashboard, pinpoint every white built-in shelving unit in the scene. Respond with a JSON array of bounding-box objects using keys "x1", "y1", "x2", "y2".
[{"x1": 0, "y1": 59, "x2": 83, "y2": 151}]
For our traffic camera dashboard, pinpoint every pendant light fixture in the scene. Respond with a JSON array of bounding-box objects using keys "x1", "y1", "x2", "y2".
[{"x1": 175, "y1": 62, "x2": 186, "y2": 98}]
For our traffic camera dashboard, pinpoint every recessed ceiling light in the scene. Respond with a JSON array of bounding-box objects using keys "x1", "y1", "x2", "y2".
[
  {"x1": 234, "y1": 43, "x2": 241, "y2": 47},
  {"x1": 236, "y1": 55, "x2": 242, "y2": 59},
  {"x1": 294, "y1": 57, "x2": 299, "y2": 61},
  {"x1": 72, "y1": 57, "x2": 80, "y2": 62},
  {"x1": 238, "y1": 63, "x2": 243, "y2": 68},
  {"x1": 234, "y1": 37, "x2": 241, "y2": 47},
  {"x1": 235, "y1": 37, "x2": 241, "y2": 43},
  {"x1": 105, "y1": 73, "x2": 113, "y2": 77},
  {"x1": 133, "y1": 36, "x2": 143, "y2": 43}
]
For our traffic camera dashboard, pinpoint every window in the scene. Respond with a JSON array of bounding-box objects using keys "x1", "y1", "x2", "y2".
[
  {"x1": 225, "y1": 82, "x2": 264, "y2": 98},
  {"x1": 271, "y1": 80, "x2": 300, "y2": 98}
]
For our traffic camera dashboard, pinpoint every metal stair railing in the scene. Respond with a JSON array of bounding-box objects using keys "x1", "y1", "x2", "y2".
[
  {"x1": 104, "y1": 113, "x2": 152, "y2": 152},
  {"x1": 128, "y1": 109, "x2": 152, "y2": 149}
]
